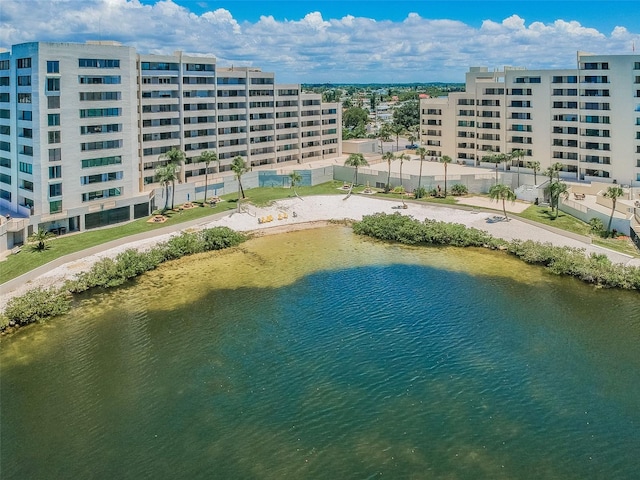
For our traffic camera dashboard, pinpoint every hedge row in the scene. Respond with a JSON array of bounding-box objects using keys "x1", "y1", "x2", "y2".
[
  {"x1": 1, "y1": 226, "x2": 247, "y2": 331},
  {"x1": 353, "y1": 213, "x2": 640, "y2": 290}
]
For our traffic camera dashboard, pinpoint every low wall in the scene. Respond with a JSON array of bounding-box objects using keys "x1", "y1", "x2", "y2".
[{"x1": 560, "y1": 199, "x2": 630, "y2": 235}]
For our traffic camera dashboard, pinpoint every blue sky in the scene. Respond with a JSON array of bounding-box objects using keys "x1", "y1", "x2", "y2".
[{"x1": 1, "y1": 0, "x2": 639, "y2": 83}]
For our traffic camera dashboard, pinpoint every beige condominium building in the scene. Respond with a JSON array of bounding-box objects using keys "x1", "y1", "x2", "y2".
[
  {"x1": 0, "y1": 41, "x2": 341, "y2": 251},
  {"x1": 420, "y1": 52, "x2": 640, "y2": 187}
]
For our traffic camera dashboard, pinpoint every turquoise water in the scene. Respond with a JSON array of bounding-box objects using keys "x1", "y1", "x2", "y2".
[{"x1": 1, "y1": 227, "x2": 639, "y2": 479}]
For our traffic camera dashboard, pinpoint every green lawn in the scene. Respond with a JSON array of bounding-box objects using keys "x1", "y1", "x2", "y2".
[
  {"x1": 0, "y1": 182, "x2": 348, "y2": 284},
  {"x1": 514, "y1": 205, "x2": 591, "y2": 236},
  {"x1": 515, "y1": 205, "x2": 639, "y2": 258},
  {"x1": 3, "y1": 182, "x2": 638, "y2": 285}
]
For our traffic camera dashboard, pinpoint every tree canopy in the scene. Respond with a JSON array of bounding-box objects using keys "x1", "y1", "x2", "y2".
[{"x1": 392, "y1": 100, "x2": 419, "y2": 129}]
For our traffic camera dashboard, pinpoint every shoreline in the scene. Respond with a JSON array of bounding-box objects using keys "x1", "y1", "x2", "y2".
[{"x1": 1, "y1": 195, "x2": 638, "y2": 309}]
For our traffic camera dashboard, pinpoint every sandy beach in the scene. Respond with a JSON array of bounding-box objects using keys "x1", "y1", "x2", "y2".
[{"x1": 1, "y1": 194, "x2": 638, "y2": 307}]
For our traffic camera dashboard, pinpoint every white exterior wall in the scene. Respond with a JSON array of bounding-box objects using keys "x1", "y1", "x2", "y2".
[
  {"x1": 420, "y1": 54, "x2": 640, "y2": 186},
  {"x1": 0, "y1": 41, "x2": 343, "y2": 248}
]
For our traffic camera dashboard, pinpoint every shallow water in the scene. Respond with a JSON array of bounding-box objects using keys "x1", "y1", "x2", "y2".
[{"x1": 2, "y1": 226, "x2": 639, "y2": 479}]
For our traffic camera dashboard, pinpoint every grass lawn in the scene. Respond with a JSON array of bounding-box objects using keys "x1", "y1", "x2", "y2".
[
  {"x1": 514, "y1": 205, "x2": 591, "y2": 236},
  {"x1": 0, "y1": 182, "x2": 348, "y2": 284},
  {"x1": 3, "y1": 182, "x2": 638, "y2": 285},
  {"x1": 515, "y1": 205, "x2": 639, "y2": 258}
]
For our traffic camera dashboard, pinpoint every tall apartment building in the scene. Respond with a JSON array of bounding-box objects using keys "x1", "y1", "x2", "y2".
[
  {"x1": 0, "y1": 41, "x2": 341, "y2": 249},
  {"x1": 420, "y1": 52, "x2": 640, "y2": 186}
]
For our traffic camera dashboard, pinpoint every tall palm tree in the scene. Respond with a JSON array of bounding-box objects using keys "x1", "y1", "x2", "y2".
[
  {"x1": 407, "y1": 125, "x2": 420, "y2": 146},
  {"x1": 378, "y1": 124, "x2": 391, "y2": 154},
  {"x1": 415, "y1": 146, "x2": 427, "y2": 191},
  {"x1": 390, "y1": 123, "x2": 405, "y2": 152},
  {"x1": 159, "y1": 147, "x2": 185, "y2": 209},
  {"x1": 440, "y1": 155, "x2": 452, "y2": 197},
  {"x1": 289, "y1": 171, "x2": 303, "y2": 198},
  {"x1": 511, "y1": 149, "x2": 525, "y2": 187},
  {"x1": 198, "y1": 150, "x2": 217, "y2": 204},
  {"x1": 397, "y1": 152, "x2": 410, "y2": 189},
  {"x1": 544, "y1": 180, "x2": 569, "y2": 218},
  {"x1": 344, "y1": 153, "x2": 369, "y2": 186},
  {"x1": 383, "y1": 151, "x2": 395, "y2": 193},
  {"x1": 230, "y1": 155, "x2": 248, "y2": 211},
  {"x1": 488, "y1": 184, "x2": 516, "y2": 221},
  {"x1": 528, "y1": 160, "x2": 541, "y2": 185},
  {"x1": 155, "y1": 163, "x2": 178, "y2": 211},
  {"x1": 604, "y1": 185, "x2": 624, "y2": 236}
]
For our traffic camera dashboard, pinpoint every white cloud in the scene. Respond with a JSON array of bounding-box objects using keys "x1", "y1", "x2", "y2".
[{"x1": 0, "y1": 0, "x2": 638, "y2": 83}]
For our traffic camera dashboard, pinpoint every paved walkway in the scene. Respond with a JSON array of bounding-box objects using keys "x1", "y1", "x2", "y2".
[{"x1": 0, "y1": 209, "x2": 231, "y2": 296}]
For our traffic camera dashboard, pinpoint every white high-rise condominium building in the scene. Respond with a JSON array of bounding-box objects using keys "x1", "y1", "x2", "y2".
[
  {"x1": 0, "y1": 41, "x2": 341, "y2": 250},
  {"x1": 420, "y1": 52, "x2": 640, "y2": 186}
]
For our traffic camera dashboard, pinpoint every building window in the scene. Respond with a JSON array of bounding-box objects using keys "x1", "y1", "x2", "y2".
[
  {"x1": 80, "y1": 171, "x2": 123, "y2": 184},
  {"x1": 0, "y1": 60, "x2": 9, "y2": 70},
  {"x1": 81, "y1": 155, "x2": 122, "y2": 168},
  {"x1": 79, "y1": 91, "x2": 121, "y2": 101},
  {"x1": 17, "y1": 58, "x2": 32, "y2": 69},
  {"x1": 50, "y1": 200, "x2": 62, "y2": 213},
  {"x1": 19, "y1": 161, "x2": 32, "y2": 174},
  {"x1": 47, "y1": 61, "x2": 60, "y2": 73},
  {"x1": 46, "y1": 77, "x2": 60, "y2": 92},
  {"x1": 19, "y1": 127, "x2": 32, "y2": 138},
  {"x1": 48, "y1": 114, "x2": 60, "y2": 126},
  {"x1": 0, "y1": 93, "x2": 9, "y2": 102},
  {"x1": 48, "y1": 131, "x2": 61, "y2": 144},
  {"x1": 17, "y1": 75, "x2": 31, "y2": 86},
  {"x1": 0, "y1": 77, "x2": 9, "y2": 86},
  {"x1": 0, "y1": 125, "x2": 9, "y2": 135},
  {"x1": 20, "y1": 145, "x2": 33, "y2": 156},
  {"x1": 0, "y1": 109, "x2": 9, "y2": 119},
  {"x1": 49, "y1": 148, "x2": 62, "y2": 162},
  {"x1": 82, "y1": 187, "x2": 122, "y2": 202},
  {"x1": 79, "y1": 108, "x2": 121, "y2": 118},
  {"x1": 18, "y1": 93, "x2": 32, "y2": 103},
  {"x1": 0, "y1": 173, "x2": 11, "y2": 184},
  {"x1": 49, "y1": 183, "x2": 62, "y2": 197},
  {"x1": 0, "y1": 141, "x2": 10, "y2": 152},
  {"x1": 49, "y1": 165, "x2": 62, "y2": 179},
  {"x1": 0, "y1": 157, "x2": 10, "y2": 168},
  {"x1": 48, "y1": 96, "x2": 60, "y2": 109},
  {"x1": 78, "y1": 75, "x2": 121, "y2": 84},
  {"x1": 78, "y1": 59, "x2": 120, "y2": 68}
]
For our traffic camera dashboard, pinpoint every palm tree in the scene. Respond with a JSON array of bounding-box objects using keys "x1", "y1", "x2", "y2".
[
  {"x1": 511, "y1": 149, "x2": 525, "y2": 187},
  {"x1": 28, "y1": 228, "x2": 55, "y2": 251},
  {"x1": 415, "y1": 146, "x2": 427, "y2": 191},
  {"x1": 528, "y1": 160, "x2": 541, "y2": 185},
  {"x1": 440, "y1": 155, "x2": 452, "y2": 197},
  {"x1": 344, "y1": 153, "x2": 369, "y2": 186},
  {"x1": 603, "y1": 185, "x2": 624, "y2": 236},
  {"x1": 544, "y1": 180, "x2": 569, "y2": 218},
  {"x1": 397, "y1": 152, "x2": 410, "y2": 189},
  {"x1": 407, "y1": 125, "x2": 419, "y2": 146},
  {"x1": 198, "y1": 150, "x2": 217, "y2": 204},
  {"x1": 159, "y1": 147, "x2": 185, "y2": 209},
  {"x1": 289, "y1": 171, "x2": 303, "y2": 198},
  {"x1": 483, "y1": 153, "x2": 504, "y2": 184},
  {"x1": 155, "y1": 163, "x2": 178, "y2": 211},
  {"x1": 383, "y1": 151, "x2": 395, "y2": 193},
  {"x1": 378, "y1": 124, "x2": 391, "y2": 154},
  {"x1": 488, "y1": 184, "x2": 516, "y2": 220},
  {"x1": 230, "y1": 155, "x2": 248, "y2": 211},
  {"x1": 390, "y1": 123, "x2": 405, "y2": 152}
]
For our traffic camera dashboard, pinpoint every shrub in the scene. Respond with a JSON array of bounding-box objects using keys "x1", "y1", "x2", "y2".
[
  {"x1": 451, "y1": 184, "x2": 468, "y2": 196},
  {"x1": 413, "y1": 186, "x2": 427, "y2": 199},
  {"x1": 353, "y1": 213, "x2": 639, "y2": 291},
  {"x1": 4, "y1": 287, "x2": 71, "y2": 326},
  {"x1": 589, "y1": 218, "x2": 605, "y2": 235}
]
